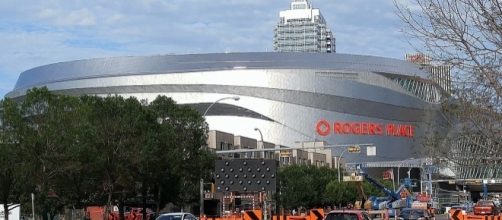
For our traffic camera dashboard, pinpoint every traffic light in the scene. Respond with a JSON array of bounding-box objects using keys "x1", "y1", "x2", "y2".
[{"x1": 347, "y1": 145, "x2": 361, "y2": 153}]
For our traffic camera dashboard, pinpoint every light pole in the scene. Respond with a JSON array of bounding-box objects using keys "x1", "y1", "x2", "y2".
[
  {"x1": 200, "y1": 96, "x2": 240, "y2": 217},
  {"x1": 395, "y1": 165, "x2": 401, "y2": 192},
  {"x1": 254, "y1": 128, "x2": 264, "y2": 158},
  {"x1": 254, "y1": 128, "x2": 266, "y2": 220},
  {"x1": 203, "y1": 96, "x2": 240, "y2": 116},
  {"x1": 337, "y1": 149, "x2": 348, "y2": 182}
]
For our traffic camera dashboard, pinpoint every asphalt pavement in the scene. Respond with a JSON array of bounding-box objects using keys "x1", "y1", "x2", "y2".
[{"x1": 435, "y1": 214, "x2": 449, "y2": 220}]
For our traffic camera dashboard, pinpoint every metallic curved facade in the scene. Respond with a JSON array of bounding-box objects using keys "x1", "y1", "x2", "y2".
[{"x1": 7, "y1": 52, "x2": 444, "y2": 163}]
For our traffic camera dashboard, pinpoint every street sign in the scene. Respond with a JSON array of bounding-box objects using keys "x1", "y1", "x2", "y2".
[
  {"x1": 366, "y1": 146, "x2": 376, "y2": 156},
  {"x1": 347, "y1": 145, "x2": 361, "y2": 153},
  {"x1": 343, "y1": 175, "x2": 363, "y2": 182}
]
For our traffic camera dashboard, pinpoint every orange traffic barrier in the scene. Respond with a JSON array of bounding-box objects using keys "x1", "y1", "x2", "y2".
[
  {"x1": 218, "y1": 215, "x2": 240, "y2": 220},
  {"x1": 287, "y1": 216, "x2": 307, "y2": 220},
  {"x1": 309, "y1": 209, "x2": 324, "y2": 220},
  {"x1": 449, "y1": 208, "x2": 465, "y2": 220},
  {"x1": 244, "y1": 210, "x2": 263, "y2": 220},
  {"x1": 449, "y1": 208, "x2": 502, "y2": 220},
  {"x1": 465, "y1": 215, "x2": 485, "y2": 220},
  {"x1": 464, "y1": 215, "x2": 502, "y2": 220},
  {"x1": 273, "y1": 214, "x2": 289, "y2": 220},
  {"x1": 86, "y1": 206, "x2": 105, "y2": 220}
]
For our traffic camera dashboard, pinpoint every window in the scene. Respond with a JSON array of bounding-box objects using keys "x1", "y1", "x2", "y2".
[
  {"x1": 188, "y1": 214, "x2": 198, "y2": 220},
  {"x1": 293, "y1": 4, "x2": 306, "y2": 9},
  {"x1": 157, "y1": 214, "x2": 182, "y2": 220},
  {"x1": 325, "y1": 213, "x2": 358, "y2": 220},
  {"x1": 282, "y1": 157, "x2": 290, "y2": 165}
]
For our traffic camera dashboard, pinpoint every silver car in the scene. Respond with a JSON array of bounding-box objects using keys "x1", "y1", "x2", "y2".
[{"x1": 156, "y1": 212, "x2": 198, "y2": 220}]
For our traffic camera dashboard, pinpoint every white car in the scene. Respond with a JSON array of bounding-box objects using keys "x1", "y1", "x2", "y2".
[{"x1": 156, "y1": 212, "x2": 198, "y2": 220}]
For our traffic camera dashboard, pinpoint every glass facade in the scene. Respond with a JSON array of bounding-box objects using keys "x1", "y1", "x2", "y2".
[
  {"x1": 451, "y1": 134, "x2": 502, "y2": 179},
  {"x1": 273, "y1": 0, "x2": 335, "y2": 53}
]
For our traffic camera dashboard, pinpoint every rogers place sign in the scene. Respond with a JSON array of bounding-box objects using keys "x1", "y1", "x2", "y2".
[{"x1": 316, "y1": 120, "x2": 415, "y2": 138}]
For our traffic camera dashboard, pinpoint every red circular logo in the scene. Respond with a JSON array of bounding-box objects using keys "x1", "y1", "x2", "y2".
[{"x1": 316, "y1": 120, "x2": 330, "y2": 136}]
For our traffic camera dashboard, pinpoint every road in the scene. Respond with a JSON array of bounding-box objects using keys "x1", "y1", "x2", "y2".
[{"x1": 436, "y1": 214, "x2": 449, "y2": 220}]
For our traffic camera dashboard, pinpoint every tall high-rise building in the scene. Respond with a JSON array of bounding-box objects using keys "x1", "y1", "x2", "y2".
[
  {"x1": 274, "y1": 0, "x2": 335, "y2": 53},
  {"x1": 406, "y1": 53, "x2": 452, "y2": 94}
]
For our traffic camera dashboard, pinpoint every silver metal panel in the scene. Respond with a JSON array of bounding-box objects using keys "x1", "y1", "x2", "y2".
[
  {"x1": 11, "y1": 52, "x2": 429, "y2": 92},
  {"x1": 8, "y1": 69, "x2": 434, "y2": 108},
  {"x1": 6, "y1": 52, "x2": 442, "y2": 163},
  {"x1": 45, "y1": 84, "x2": 436, "y2": 122}
]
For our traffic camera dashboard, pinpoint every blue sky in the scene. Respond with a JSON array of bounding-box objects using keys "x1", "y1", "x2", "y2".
[{"x1": 0, "y1": 0, "x2": 418, "y2": 98}]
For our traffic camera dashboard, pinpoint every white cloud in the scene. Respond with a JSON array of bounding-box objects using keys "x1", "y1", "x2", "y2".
[
  {"x1": 64, "y1": 8, "x2": 96, "y2": 26},
  {"x1": 104, "y1": 13, "x2": 125, "y2": 25},
  {"x1": 36, "y1": 8, "x2": 96, "y2": 26},
  {"x1": 37, "y1": 8, "x2": 58, "y2": 19}
]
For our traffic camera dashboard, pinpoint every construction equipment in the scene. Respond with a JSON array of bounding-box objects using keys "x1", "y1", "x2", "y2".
[{"x1": 361, "y1": 169, "x2": 413, "y2": 210}]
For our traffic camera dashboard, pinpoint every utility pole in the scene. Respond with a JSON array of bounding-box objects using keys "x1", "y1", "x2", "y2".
[
  {"x1": 32, "y1": 193, "x2": 35, "y2": 220},
  {"x1": 200, "y1": 178, "x2": 204, "y2": 217}
]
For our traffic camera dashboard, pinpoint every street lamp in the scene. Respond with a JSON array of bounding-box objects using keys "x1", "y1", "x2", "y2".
[
  {"x1": 203, "y1": 96, "x2": 240, "y2": 116},
  {"x1": 254, "y1": 127, "x2": 266, "y2": 220},
  {"x1": 337, "y1": 148, "x2": 348, "y2": 182},
  {"x1": 200, "y1": 96, "x2": 240, "y2": 217},
  {"x1": 254, "y1": 128, "x2": 264, "y2": 158}
]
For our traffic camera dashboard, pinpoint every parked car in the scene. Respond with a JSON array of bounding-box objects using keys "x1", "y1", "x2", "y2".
[
  {"x1": 398, "y1": 208, "x2": 433, "y2": 220},
  {"x1": 473, "y1": 200, "x2": 499, "y2": 215},
  {"x1": 156, "y1": 212, "x2": 198, "y2": 220},
  {"x1": 324, "y1": 210, "x2": 371, "y2": 220}
]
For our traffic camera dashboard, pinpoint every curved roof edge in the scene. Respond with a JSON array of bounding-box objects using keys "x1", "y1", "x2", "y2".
[{"x1": 11, "y1": 52, "x2": 428, "y2": 92}]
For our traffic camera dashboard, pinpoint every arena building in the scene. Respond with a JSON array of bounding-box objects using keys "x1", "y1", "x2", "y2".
[{"x1": 6, "y1": 52, "x2": 446, "y2": 164}]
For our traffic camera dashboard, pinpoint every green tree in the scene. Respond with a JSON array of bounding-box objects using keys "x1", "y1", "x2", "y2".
[
  {"x1": 362, "y1": 179, "x2": 394, "y2": 198},
  {"x1": 324, "y1": 181, "x2": 358, "y2": 208},
  {"x1": 81, "y1": 95, "x2": 150, "y2": 220},
  {"x1": 0, "y1": 89, "x2": 214, "y2": 219},
  {"x1": 20, "y1": 88, "x2": 94, "y2": 220},
  {"x1": 278, "y1": 165, "x2": 317, "y2": 209},
  {"x1": 309, "y1": 166, "x2": 338, "y2": 207},
  {"x1": 0, "y1": 98, "x2": 30, "y2": 220},
  {"x1": 43, "y1": 92, "x2": 103, "y2": 212},
  {"x1": 148, "y1": 96, "x2": 214, "y2": 212}
]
